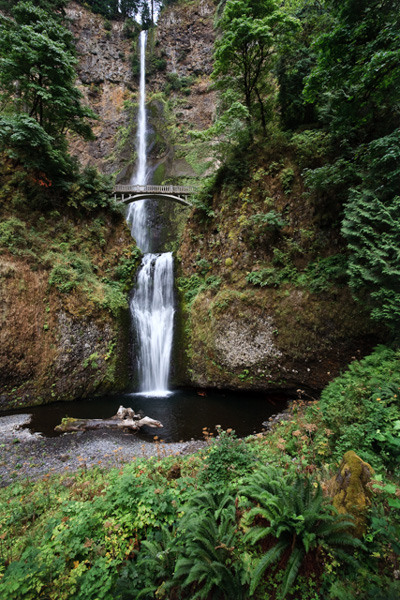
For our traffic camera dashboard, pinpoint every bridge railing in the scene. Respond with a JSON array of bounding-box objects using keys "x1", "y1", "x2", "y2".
[{"x1": 114, "y1": 184, "x2": 196, "y2": 195}]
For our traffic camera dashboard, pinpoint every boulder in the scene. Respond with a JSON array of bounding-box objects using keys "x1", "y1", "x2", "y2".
[{"x1": 328, "y1": 450, "x2": 374, "y2": 536}]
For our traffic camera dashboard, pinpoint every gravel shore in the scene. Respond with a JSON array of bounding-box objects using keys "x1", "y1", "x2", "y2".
[{"x1": 0, "y1": 414, "x2": 206, "y2": 487}]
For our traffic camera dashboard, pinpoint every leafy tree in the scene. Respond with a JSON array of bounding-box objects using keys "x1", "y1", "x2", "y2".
[
  {"x1": 83, "y1": 0, "x2": 119, "y2": 19},
  {"x1": 305, "y1": 0, "x2": 400, "y2": 143},
  {"x1": 0, "y1": 0, "x2": 67, "y2": 13},
  {"x1": 340, "y1": 113, "x2": 400, "y2": 332},
  {"x1": 302, "y1": 0, "x2": 400, "y2": 329},
  {"x1": 140, "y1": 0, "x2": 152, "y2": 28},
  {"x1": 275, "y1": 0, "x2": 325, "y2": 129},
  {"x1": 119, "y1": 0, "x2": 140, "y2": 18},
  {"x1": 0, "y1": 113, "x2": 72, "y2": 178},
  {"x1": 212, "y1": 0, "x2": 299, "y2": 136},
  {"x1": 0, "y1": 2, "x2": 96, "y2": 179}
]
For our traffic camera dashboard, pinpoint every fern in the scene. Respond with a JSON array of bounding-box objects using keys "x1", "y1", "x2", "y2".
[
  {"x1": 241, "y1": 467, "x2": 363, "y2": 598},
  {"x1": 172, "y1": 491, "x2": 247, "y2": 600}
]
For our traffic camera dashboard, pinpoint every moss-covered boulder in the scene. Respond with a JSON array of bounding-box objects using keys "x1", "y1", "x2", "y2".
[{"x1": 329, "y1": 450, "x2": 374, "y2": 536}]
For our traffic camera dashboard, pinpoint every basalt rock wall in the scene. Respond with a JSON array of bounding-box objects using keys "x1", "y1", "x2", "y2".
[{"x1": 66, "y1": 2, "x2": 135, "y2": 175}]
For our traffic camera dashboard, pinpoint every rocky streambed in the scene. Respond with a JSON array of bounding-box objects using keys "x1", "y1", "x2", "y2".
[{"x1": 0, "y1": 414, "x2": 206, "y2": 488}]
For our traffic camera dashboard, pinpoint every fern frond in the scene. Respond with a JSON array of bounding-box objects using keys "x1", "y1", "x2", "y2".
[
  {"x1": 244, "y1": 524, "x2": 273, "y2": 545},
  {"x1": 280, "y1": 546, "x2": 304, "y2": 598},
  {"x1": 249, "y1": 540, "x2": 287, "y2": 595}
]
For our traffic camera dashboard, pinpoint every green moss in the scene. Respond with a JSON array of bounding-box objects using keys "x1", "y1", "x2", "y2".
[
  {"x1": 152, "y1": 162, "x2": 166, "y2": 185},
  {"x1": 331, "y1": 450, "x2": 374, "y2": 535}
]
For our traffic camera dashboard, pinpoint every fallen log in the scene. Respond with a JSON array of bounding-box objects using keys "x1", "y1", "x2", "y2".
[{"x1": 55, "y1": 405, "x2": 163, "y2": 433}]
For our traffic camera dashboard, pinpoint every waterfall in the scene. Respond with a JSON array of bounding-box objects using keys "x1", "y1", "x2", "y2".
[
  {"x1": 127, "y1": 27, "x2": 175, "y2": 396},
  {"x1": 126, "y1": 30, "x2": 149, "y2": 252},
  {"x1": 131, "y1": 253, "x2": 175, "y2": 395}
]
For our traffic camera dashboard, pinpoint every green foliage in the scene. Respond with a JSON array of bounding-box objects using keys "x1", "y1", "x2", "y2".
[
  {"x1": 290, "y1": 129, "x2": 331, "y2": 169},
  {"x1": 201, "y1": 429, "x2": 254, "y2": 484},
  {"x1": 173, "y1": 490, "x2": 247, "y2": 600},
  {"x1": 247, "y1": 266, "x2": 286, "y2": 288},
  {"x1": 308, "y1": 345, "x2": 400, "y2": 470},
  {"x1": 122, "y1": 17, "x2": 140, "y2": 39},
  {"x1": 195, "y1": 257, "x2": 211, "y2": 275},
  {"x1": 0, "y1": 217, "x2": 28, "y2": 251},
  {"x1": 81, "y1": 0, "x2": 140, "y2": 19},
  {"x1": 191, "y1": 95, "x2": 252, "y2": 165},
  {"x1": 67, "y1": 166, "x2": 115, "y2": 213},
  {"x1": 300, "y1": 0, "x2": 400, "y2": 328},
  {"x1": 304, "y1": 0, "x2": 400, "y2": 143},
  {"x1": 0, "y1": 1, "x2": 101, "y2": 193},
  {"x1": 242, "y1": 467, "x2": 362, "y2": 598},
  {"x1": 0, "y1": 2, "x2": 95, "y2": 140},
  {"x1": 177, "y1": 273, "x2": 221, "y2": 306},
  {"x1": 0, "y1": 114, "x2": 73, "y2": 180},
  {"x1": 112, "y1": 246, "x2": 142, "y2": 290},
  {"x1": 147, "y1": 54, "x2": 167, "y2": 76},
  {"x1": 275, "y1": 0, "x2": 323, "y2": 129},
  {"x1": 304, "y1": 254, "x2": 348, "y2": 293},
  {"x1": 247, "y1": 253, "x2": 347, "y2": 292},
  {"x1": 164, "y1": 73, "x2": 194, "y2": 96},
  {"x1": 115, "y1": 527, "x2": 177, "y2": 599},
  {"x1": 244, "y1": 210, "x2": 286, "y2": 247},
  {"x1": 0, "y1": 422, "x2": 398, "y2": 600},
  {"x1": 341, "y1": 129, "x2": 400, "y2": 331},
  {"x1": 279, "y1": 167, "x2": 295, "y2": 193},
  {"x1": 212, "y1": 0, "x2": 299, "y2": 136}
]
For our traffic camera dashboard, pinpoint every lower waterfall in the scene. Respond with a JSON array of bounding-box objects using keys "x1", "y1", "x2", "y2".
[{"x1": 131, "y1": 253, "x2": 175, "y2": 396}]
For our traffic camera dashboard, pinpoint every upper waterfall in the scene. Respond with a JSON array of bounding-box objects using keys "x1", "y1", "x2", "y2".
[
  {"x1": 127, "y1": 29, "x2": 149, "y2": 253},
  {"x1": 133, "y1": 30, "x2": 148, "y2": 187}
]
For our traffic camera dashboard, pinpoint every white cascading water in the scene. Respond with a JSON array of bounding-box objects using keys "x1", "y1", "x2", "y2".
[
  {"x1": 131, "y1": 253, "x2": 175, "y2": 394},
  {"x1": 126, "y1": 30, "x2": 149, "y2": 252},
  {"x1": 128, "y1": 28, "x2": 175, "y2": 396}
]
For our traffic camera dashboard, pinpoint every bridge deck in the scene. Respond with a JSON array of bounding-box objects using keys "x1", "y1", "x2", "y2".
[
  {"x1": 113, "y1": 184, "x2": 196, "y2": 207},
  {"x1": 114, "y1": 185, "x2": 196, "y2": 194}
]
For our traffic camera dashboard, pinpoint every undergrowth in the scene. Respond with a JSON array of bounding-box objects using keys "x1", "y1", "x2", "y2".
[{"x1": 1, "y1": 347, "x2": 400, "y2": 600}]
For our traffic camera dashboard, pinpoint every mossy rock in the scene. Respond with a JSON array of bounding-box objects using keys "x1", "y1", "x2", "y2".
[{"x1": 329, "y1": 450, "x2": 374, "y2": 536}]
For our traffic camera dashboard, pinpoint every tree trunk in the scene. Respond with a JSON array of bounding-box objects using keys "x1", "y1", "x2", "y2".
[{"x1": 55, "y1": 406, "x2": 163, "y2": 432}]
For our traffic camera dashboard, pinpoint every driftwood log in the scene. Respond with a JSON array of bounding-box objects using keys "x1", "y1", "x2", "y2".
[{"x1": 55, "y1": 405, "x2": 163, "y2": 433}]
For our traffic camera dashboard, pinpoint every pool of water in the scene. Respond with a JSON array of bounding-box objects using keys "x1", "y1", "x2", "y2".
[{"x1": 5, "y1": 388, "x2": 291, "y2": 442}]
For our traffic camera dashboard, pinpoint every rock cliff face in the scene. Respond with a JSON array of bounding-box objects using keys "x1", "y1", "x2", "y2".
[
  {"x1": 151, "y1": 0, "x2": 216, "y2": 131},
  {"x1": 176, "y1": 149, "x2": 380, "y2": 391},
  {"x1": 0, "y1": 203, "x2": 138, "y2": 411},
  {"x1": 145, "y1": 0, "x2": 217, "y2": 181},
  {"x1": 65, "y1": 0, "x2": 217, "y2": 182},
  {"x1": 66, "y1": 2, "x2": 135, "y2": 175}
]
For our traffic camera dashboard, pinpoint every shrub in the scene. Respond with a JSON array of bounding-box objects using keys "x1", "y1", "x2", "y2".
[
  {"x1": 308, "y1": 345, "x2": 400, "y2": 470},
  {"x1": 200, "y1": 429, "x2": 254, "y2": 484}
]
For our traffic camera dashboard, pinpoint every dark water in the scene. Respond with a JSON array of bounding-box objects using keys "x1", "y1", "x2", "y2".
[{"x1": 7, "y1": 389, "x2": 290, "y2": 442}]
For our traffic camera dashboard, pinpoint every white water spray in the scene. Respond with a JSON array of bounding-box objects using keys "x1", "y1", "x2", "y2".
[{"x1": 127, "y1": 26, "x2": 175, "y2": 396}]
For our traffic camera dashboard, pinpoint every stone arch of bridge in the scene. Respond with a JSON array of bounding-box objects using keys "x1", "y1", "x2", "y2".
[{"x1": 116, "y1": 193, "x2": 192, "y2": 207}]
